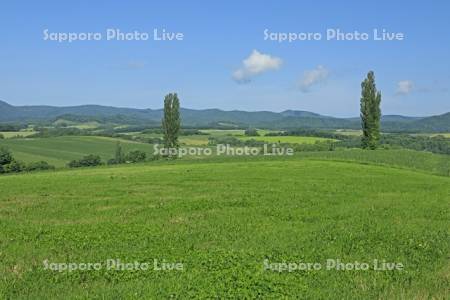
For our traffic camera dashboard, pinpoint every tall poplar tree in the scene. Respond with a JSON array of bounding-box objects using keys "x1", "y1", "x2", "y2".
[
  {"x1": 162, "y1": 93, "x2": 181, "y2": 153},
  {"x1": 360, "y1": 71, "x2": 381, "y2": 149}
]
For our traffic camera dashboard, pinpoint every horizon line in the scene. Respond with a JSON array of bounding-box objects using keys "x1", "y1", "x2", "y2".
[{"x1": 1, "y1": 99, "x2": 448, "y2": 119}]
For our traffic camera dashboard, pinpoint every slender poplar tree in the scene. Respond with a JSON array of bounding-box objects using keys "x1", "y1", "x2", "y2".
[
  {"x1": 162, "y1": 93, "x2": 181, "y2": 154},
  {"x1": 360, "y1": 71, "x2": 381, "y2": 149}
]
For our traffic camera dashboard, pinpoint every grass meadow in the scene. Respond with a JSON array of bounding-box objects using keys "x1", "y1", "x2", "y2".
[
  {"x1": 238, "y1": 135, "x2": 335, "y2": 144},
  {"x1": 0, "y1": 136, "x2": 153, "y2": 167},
  {"x1": 198, "y1": 129, "x2": 282, "y2": 137},
  {"x1": 0, "y1": 133, "x2": 335, "y2": 167},
  {"x1": 0, "y1": 131, "x2": 36, "y2": 138},
  {"x1": 0, "y1": 131, "x2": 449, "y2": 298},
  {"x1": 0, "y1": 157, "x2": 449, "y2": 298},
  {"x1": 198, "y1": 129, "x2": 245, "y2": 136}
]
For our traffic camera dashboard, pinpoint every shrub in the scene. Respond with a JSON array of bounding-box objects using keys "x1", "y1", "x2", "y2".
[
  {"x1": 244, "y1": 128, "x2": 259, "y2": 136},
  {"x1": 107, "y1": 158, "x2": 118, "y2": 165},
  {"x1": 179, "y1": 129, "x2": 205, "y2": 136},
  {"x1": 0, "y1": 148, "x2": 54, "y2": 174},
  {"x1": 67, "y1": 160, "x2": 79, "y2": 168},
  {"x1": 26, "y1": 161, "x2": 55, "y2": 172},
  {"x1": 0, "y1": 133, "x2": 4, "y2": 139},
  {"x1": 126, "y1": 150, "x2": 147, "y2": 163},
  {"x1": 68, "y1": 155, "x2": 103, "y2": 168},
  {"x1": 0, "y1": 147, "x2": 14, "y2": 165},
  {"x1": 4, "y1": 160, "x2": 26, "y2": 173}
]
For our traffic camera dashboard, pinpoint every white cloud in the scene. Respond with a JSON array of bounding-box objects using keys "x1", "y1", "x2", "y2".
[
  {"x1": 232, "y1": 50, "x2": 282, "y2": 83},
  {"x1": 298, "y1": 65, "x2": 329, "y2": 92},
  {"x1": 396, "y1": 80, "x2": 414, "y2": 95}
]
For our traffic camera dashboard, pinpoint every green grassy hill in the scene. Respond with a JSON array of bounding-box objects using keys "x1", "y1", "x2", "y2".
[
  {"x1": 0, "y1": 158, "x2": 449, "y2": 298},
  {"x1": 299, "y1": 148, "x2": 450, "y2": 176},
  {"x1": 0, "y1": 136, "x2": 153, "y2": 167},
  {"x1": 1, "y1": 134, "x2": 449, "y2": 176},
  {"x1": 0, "y1": 131, "x2": 36, "y2": 138},
  {"x1": 0, "y1": 133, "x2": 339, "y2": 167}
]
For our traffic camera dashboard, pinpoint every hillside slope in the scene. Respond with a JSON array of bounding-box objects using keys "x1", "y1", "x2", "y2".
[
  {"x1": 0, "y1": 159, "x2": 449, "y2": 298},
  {"x1": 0, "y1": 136, "x2": 153, "y2": 167}
]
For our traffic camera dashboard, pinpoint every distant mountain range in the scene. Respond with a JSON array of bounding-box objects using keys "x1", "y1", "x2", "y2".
[{"x1": 1, "y1": 100, "x2": 449, "y2": 132}]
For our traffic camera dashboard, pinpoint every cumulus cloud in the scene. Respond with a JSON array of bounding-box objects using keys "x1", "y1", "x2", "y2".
[
  {"x1": 232, "y1": 50, "x2": 282, "y2": 83},
  {"x1": 396, "y1": 80, "x2": 414, "y2": 95},
  {"x1": 298, "y1": 65, "x2": 329, "y2": 92}
]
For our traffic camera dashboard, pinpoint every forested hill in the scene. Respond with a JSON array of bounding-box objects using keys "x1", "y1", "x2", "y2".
[{"x1": 0, "y1": 100, "x2": 449, "y2": 132}]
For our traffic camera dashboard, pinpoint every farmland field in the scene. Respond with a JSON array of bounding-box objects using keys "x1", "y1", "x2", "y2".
[
  {"x1": 0, "y1": 157, "x2": 449, "y2": 298},
  {"x1": 123, "y1": 132, "x2": 209, "y2": 145},
  {"x1": 0, "y1": 131, "x2": 36, "y2": 138},
  {"x1": 179, "y1": 135, "x2": 209, "y2": 145},
  {"x1": 1, "y1": 133, "x2": 448, "y2": 175},
  {"x1": 335, "y1": 129, "x2": 362, "y2": 136},
  {"x1": 0, "y1": 136, "x2": 153, "y2": 167},
  {"x1": 199, "y1": 129, "x2": 245, "y2": 136},
  {"x1": 53, "y1": 119, "x2": 100, "y2": 129},
  {"x1": 122, "y1": 130, "x2": 327, "y2": 145},
  {"x1": 430, "y1": 133, "x2": 450, "y2": 138},
  {"x1": 2, "y1": 2, "x2": 450, "y2": 298},
  {"x1": 409, "y1": 133, "x2": 450, "y2": 138},
  {"x1": 238, "y1": 135, "x2": 336, "y2": 144},
  {"x1": 199, "y1": 129, "x2": 282, "y2": 137}
]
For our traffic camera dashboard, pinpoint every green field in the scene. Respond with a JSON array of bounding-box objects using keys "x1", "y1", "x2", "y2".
[
  {"x1": 257, "y1": 129, "x2": 283, "y2": 136},
  {"x1": 299, "y1": 148, "x2": 450, "y2": 176},
  {"x1": 53, "y1": 119, "x2": 101, "y2": 129},
  {"x1": 0, "y1": 131, "x2": 36, "y2": 138},
  {"x1": 69, "y1": 122, "x2": 101, "y2": 129},
  {"x1": 2, "y1": 134, "x2": 448, "y2": 175},
  {"x1": 123, "y1": 132, "x2": 210, "y2": 145},
  {"x1": 0, "y1": 156, "x2": 449, "y2": 298},
  {"x1": 199, "y1": 129, "x2": 245, "y2": 136},
  {"x1": 430, "y1": 133, "x2": 450, "y2": 138},
  {"x1": 199, "y1": 129, "x2": 282, "y2": 137},
  {"x1": 410, "y1": 133, "x2": 450, "y2": 138},
  {"x1": 0, "y1": 136, "x2": 153, "y2": 167},
  {"x1": 239, "y1": 135, "x2": 335, "y2": 144},
  {"x1": 335, "y1": 129, "x2": 362, "y2": 136},
  {"x1": 123, "y1": 132, "x2": 162, "y2": 138},
  {"x1": 124, "y1": 129, "x2": 329, "y2": 145},
  {"x1": 179, "y1": 135, "x2": 209, "y2": 145},
  {"x1": 123, "y1": 130, "x2": 325, "y2": 145}
]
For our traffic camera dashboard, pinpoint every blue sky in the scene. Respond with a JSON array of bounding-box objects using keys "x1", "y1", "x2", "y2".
[{"x1": 1, "y1": 1, "x2": 449, "y2": 117}]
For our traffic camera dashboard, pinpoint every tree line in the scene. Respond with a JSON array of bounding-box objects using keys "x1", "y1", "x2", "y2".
[{"x1": 67, "y1": 143, "x2": 149, "y2": 168}]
